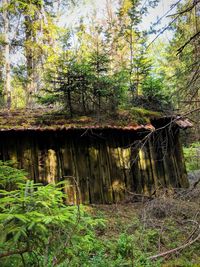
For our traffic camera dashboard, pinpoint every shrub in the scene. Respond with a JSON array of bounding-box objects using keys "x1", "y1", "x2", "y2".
[
  {"x1": 183, "y1": 142, "x2": 200, "y2": 171},
  {"x1": 0, "y1": 162, "x2": 105, "y2": 266}
]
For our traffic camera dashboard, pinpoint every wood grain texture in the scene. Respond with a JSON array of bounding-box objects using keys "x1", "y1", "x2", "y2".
[{"x1": 0, "y1": 128, "x2": 189, "y2": 203}]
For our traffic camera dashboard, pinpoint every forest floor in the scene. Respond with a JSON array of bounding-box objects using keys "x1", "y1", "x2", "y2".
[{"x1": 88, "y1": 185, "x2": 200, "y2": 267}]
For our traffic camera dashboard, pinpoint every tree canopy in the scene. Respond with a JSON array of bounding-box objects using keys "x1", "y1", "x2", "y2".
[{"x1": 0, "y1": 0, "x2": 199, "y2": 132}]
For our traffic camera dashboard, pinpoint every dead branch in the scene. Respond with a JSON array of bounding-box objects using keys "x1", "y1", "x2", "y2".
[
  {"x1": 124, "y1": 188, "x2": 155, "y2": 203},
  {"x1": 129, "y1": 107, "x2": 198, "y2": 167},
  {"x1": 152, "y1": 0, "x2": 182, "y2": 27},
  {"x1": 186, "y1": 64, "x2": 200, "y2": 88},
  {"x1": 181, "y1": 107, "x2": 200, "y2": 117},
  {"x1": 148, "y1": 227, "x2": 200, "y2": 260},
  {"x1": 180, "y1": 100, "x2": 200, "y2": 103},
  {"x1": 177, "y1": 31, "x2": 200, "y2": 55},
  {"x1": 147, "y1": 16, "x2": 179, "y2": 49},
  {"x1": 168, "y1": 0, "x2": 200, "y2": 17}
]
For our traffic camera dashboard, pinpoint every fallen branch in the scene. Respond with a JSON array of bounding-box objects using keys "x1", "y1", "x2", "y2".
[
  {"x1": 124, "y1": 188, "x2": 156, "y2": 202},
  {"x1": 148, "y1": 232, "x2": 200, "y2": 260}
]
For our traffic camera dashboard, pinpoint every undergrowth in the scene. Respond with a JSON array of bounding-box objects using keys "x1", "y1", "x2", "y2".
[
  {"x1": 0, "y1": 162, "x2": 199, "y2": 266},
  {"x1": 183, "y1": 142, "x2": 200, "y2": 171}
]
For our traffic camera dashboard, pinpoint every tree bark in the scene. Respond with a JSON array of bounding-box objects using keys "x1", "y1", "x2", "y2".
[
  {"x1": 24, "y1": 14, "x2": 36, "y2": 108},
  {"x1": 3, "y1": 0, "x2": 11, "y2": 109}
]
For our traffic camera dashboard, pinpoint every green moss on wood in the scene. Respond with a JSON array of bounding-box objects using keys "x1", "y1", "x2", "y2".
[{"x1": 0, "y1": 108, "x2": 161, "y2": 131}]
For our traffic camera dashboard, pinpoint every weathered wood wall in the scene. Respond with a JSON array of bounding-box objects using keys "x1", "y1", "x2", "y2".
[{"x1": 0, "y1": 127, "x2": 189, "y2": 203}]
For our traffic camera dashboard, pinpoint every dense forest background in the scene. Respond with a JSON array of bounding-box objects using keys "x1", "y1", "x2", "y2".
[{"x1": 0, "y1": 0, "x2": 199, "y2": 135}]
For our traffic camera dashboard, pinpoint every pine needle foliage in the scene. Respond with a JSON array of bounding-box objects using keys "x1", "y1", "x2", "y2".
[{"x1": 0, "y1": 162, "x2": 105, "y2": 266}]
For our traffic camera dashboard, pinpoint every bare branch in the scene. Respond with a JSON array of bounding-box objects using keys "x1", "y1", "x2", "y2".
[
  {"x1": 147, "y1": 16, "x2": 179, "y2": 49},
  {"x1": 148, "y1": 232, "x2": 200, "y2": 260},
  {"x1": 177, "y1": 31, "x2": 200, "y2": 55},
  {"x1": 153, "y1": 0, "x2": 182, "y2": 26},
  {"x1": 180, "y1": 100, "x2": 200, "y2": 103},
  {"x1": 168, "y1": 0, "x2": 200, "y2": 17}
]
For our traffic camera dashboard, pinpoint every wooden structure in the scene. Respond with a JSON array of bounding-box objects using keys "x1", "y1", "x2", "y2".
[{"x1": 0, "y1": 110, "x2": 192, "y2": 203}]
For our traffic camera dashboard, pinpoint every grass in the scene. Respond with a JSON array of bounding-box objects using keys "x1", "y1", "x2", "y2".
[
  {"x1": 0, "y1": 161, "x2": 199, "y2": 266},
  {"x1": 86, "y1": 186, "x2": 200, "y2": 267}
]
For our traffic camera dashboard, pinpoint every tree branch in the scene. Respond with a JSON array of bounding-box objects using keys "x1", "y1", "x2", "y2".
[
  {"x1": 168, "y1": 0, "x2": 200, "y2": 17},
  {"x1": 0, "y1": 247, "x2": 30, "y2": 259},
  {"x1": 148, "y1": 232, "x2": 200, "y2": 260},
  {"x1": 177, "y1": 31, "x2": 200, "y2": 55},
  {"x1": 147, "y1": 16, "x2": 179, "y2": 49}
]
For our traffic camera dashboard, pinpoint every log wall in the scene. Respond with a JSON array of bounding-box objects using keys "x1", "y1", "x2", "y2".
[{"x1": 0, "y1": 127, "x2": 189, "y2": 203}]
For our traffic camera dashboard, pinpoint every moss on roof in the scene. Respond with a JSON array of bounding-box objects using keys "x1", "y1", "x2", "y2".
[{"x1": 0, "y1": 108, "x2": 161, "y2": 131}]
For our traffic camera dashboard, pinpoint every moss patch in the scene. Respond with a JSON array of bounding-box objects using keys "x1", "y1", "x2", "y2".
[{"x1": 0, "y1": 108, "x2": 162, "y2": 131}]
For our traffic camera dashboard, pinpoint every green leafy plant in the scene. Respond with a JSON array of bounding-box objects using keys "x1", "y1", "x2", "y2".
[
  {"x1": 0, "y1": 162, "x2": 105, "y2": 267},
  {"x1": 133, "y1": 75, "x2": 172, "y2": 112},
  {"x1": 183, "y1": 142, "x2": 200, "y2": 171},
  {"x1": 1, "y1": 162, "x2": 198, "y2": 267}
]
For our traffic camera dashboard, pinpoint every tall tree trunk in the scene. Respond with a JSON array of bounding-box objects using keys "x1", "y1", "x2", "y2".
[
  {"x1": 24, "y1": 15, "x2": 34, "y2": 107},
  {"x1": 129, "y1": 23, "x2": 134, "y2": 98},
  {"x1": 194, "y1": 3, "x2": 200, "y2": 140},
  {"x1": 3, "y1": 0, "x2": 11, "y2": 109},
  {"x1": 24, "y1": 11, "x2": 39, "y2": 108}
]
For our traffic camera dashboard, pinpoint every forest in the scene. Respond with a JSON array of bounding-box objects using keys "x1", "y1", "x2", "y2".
[{"x1": 0, "y1": 0, "x2": 200, "y2": 266}]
